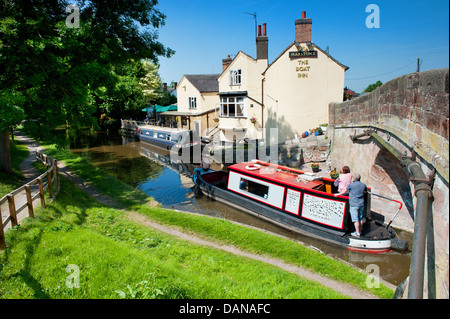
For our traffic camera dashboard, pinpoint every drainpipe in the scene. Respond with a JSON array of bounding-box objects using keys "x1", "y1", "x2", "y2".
[
  {"x1": 261, "y1": 77, "x2": 265, "y2": 140},
  {"x1": 406, "y1": 161, "x2": 434, "y2": 299},
  {"x1": 351, "y1": 129, "x2": 435, "y2": 298}
]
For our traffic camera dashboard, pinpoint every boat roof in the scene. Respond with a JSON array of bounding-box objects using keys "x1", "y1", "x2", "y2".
[
  {"x1": 229, "y1": 162, "x2": 323, "y2": 190},
  {"x1": 138, "y1": 125, "x2": 189, "y2": 133}
]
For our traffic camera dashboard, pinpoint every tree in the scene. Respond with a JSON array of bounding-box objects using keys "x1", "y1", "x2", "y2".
[
  {"x1": 0, "y1": 0, "x2": 174, "y2": 172},
  {"x1": 94, "y1": 59, "x2": 149, "y2": 129},
  {"x1": 0, "y1": 90, "x2": 25, "y2": 173},
  {"x1": 139, "y1": 60, "x2": 163, "y2": 104},
  {"x1": 363, "y1": 80, "x2": 383, "y2": 93}
]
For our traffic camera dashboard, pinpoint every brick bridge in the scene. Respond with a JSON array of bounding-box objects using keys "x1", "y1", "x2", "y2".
[{"x1": 328, "y1": 68, "x2": 449, "y2": 299}]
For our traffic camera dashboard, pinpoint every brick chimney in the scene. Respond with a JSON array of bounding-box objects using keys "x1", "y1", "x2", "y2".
[
  {"x1": 295, "y1": 11, "x2": 312, "y2": 43},
  {"x1": 256, "y1": 23, "x2": 268, "y2": 60},
  {"x1": 222, "y1": 55, "x2": 232, "y2": 71}
]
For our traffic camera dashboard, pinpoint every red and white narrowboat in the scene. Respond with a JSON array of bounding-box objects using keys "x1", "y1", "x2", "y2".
[{"x1": 193, "y1": 160, "x2": 408, "y2": 253}]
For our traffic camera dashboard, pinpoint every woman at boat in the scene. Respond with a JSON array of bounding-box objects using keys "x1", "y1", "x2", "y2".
[{"x1": 335, "y1": 166, "x2": 352, "y2": 194}]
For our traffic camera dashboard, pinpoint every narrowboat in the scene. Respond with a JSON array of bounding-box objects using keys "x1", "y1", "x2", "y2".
[
  {"x1": 136, "y1": 125, "x2": 200, "y2": 155},
  {"x1": 193, "y1": 159, "x2": 408, "y2": 253}
]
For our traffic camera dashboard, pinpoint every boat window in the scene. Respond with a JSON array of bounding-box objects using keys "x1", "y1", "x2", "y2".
[
  {"x1": 166, "y1": 134, "x2": 171, "y2": 141},
  {"x1": 240, "y1": 178, "x2": 269, "y2": 199}
]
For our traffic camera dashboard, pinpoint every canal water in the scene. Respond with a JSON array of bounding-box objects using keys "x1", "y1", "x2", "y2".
[{"x1": 69, "y1": 132, "x2": 412, "y2": 287}]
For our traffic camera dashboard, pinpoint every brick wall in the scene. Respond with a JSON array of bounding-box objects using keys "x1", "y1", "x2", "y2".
[{"x1": 328, "y1": 68, "x2": 449, "y2": 299}]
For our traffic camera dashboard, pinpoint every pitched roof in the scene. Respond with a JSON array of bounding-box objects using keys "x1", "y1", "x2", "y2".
[
  {"x1": 184, "y1": 74, "x2": 220, "y2": 93},
  {"x1": 219, "y1": 51, "x2": 259, "y2": 79},
  {"x1": 262, "y1": 42, "x2": 349, "y2": 75}
]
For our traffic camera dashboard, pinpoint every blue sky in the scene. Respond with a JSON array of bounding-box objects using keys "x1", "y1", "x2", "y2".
[{"x1": 154, "y1": 0, "x2": 449, "y2": 93}]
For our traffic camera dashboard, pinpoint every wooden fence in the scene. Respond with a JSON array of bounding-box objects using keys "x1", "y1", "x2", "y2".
[{"x1": 0, "y1": 150, "x2": 59, "y2": 250}]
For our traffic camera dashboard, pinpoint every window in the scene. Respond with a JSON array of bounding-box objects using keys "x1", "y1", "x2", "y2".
[
  {"x1": 229, "y1": 69, "x2": 242, "y2": 86},
  {"x1": 220, "y1": 96, "x2": 245, "y2": 117},
  {"x1": 189, "y1": 97, "x2": 197, "y2": 109},
  {"x1": 239, "y1": 178, "x2": 269, "y2": 199}
]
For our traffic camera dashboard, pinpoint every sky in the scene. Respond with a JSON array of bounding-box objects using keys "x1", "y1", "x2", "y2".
[{"x1": 152, "y1": 0, "x2": 449, "y2": 93}]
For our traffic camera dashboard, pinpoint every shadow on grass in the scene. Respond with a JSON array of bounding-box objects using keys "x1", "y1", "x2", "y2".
[{"x1": 0, "y1": 177, "x2": 101, "y2": 298}]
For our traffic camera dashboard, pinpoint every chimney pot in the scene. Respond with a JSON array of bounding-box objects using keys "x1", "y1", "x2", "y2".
[
  {"x1": 301, "y1": 11, "x2": 306, "y2": 19},
  {"x1": 263, "y1": 23, "x2": 267, "y2": 36},
  {"x1": 258, "y1": 25, "x2": 261, "y2": 37}
]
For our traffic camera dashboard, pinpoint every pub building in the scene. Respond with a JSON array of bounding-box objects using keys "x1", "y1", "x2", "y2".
[{"x1": 167, "y1": 11, "x2": 348, "y2": 144}]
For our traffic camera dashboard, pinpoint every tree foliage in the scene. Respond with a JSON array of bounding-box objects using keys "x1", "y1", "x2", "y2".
[
  {"x1": 139, "y1": 60, "x2": 163, "y2": 103},
  {"x1": 0, "y1": 0, "x2": 173, "y2": 139},
  {"x1": 363, "y1": 80, "x2": 383, "y2": 93}
]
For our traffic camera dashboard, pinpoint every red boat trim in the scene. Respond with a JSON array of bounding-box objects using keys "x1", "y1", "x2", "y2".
[
  {"x1": 227, "y1": 167, "x2": 350, "y2": 231},
  {"x1": 241, "y1": 160, "x2": 373, "y2": 198},
  {"x1": 347, "y1": 247, "x2": 392, "y2": 254},
  {"x1": 230, "y1": 166, "x2": 324, "y2": 194},
  {"x1": 227, "y1": 171, "x2": 285, "y2": 210},
  {"x1": 300, "y1": 192, "x2": 347, "y2": 230},
  {"x1": 283, "y1": 188, "x2": 302, "y2": 216}
]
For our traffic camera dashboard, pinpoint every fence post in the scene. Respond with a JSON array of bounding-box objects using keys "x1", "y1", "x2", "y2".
[
  {"x1": 37, "y1": 178, "x2": 45, "y2": 207},
  {"x1": 7, "y1": 195, "x2": 18, "y2": 227},
  {"x1": 0, "y1": 211, "x2": 6, "y2": 250},
  {"x1": 47, "y1": 171, "x2": 53, "y2": 198},
  {"x1": 25, "y1": 185, "x2": 34, "y2": 219},
  {"x1": 53, "y1": 161, "x2": 59, "y2": 192}
]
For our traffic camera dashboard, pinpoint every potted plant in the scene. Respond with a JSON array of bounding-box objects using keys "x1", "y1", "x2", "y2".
[
  {"x1": 330, "y1": 168, "x2": 339, "y2": 179},
  {"x1": 311, "y1": 162, "x2": 320, "y2": 172},
  {"x1": 314, "y1": 127, "x2": 323, "y2": 136},
  {"x1": 344, "y1": 88, "x2": 356, "y2": 100},
  {"x1": 213, "y1": 117, "x2": 219, "y2": 122},
  {"x1": 250, "y1": 117, "x2": 257, "y2": 124}
]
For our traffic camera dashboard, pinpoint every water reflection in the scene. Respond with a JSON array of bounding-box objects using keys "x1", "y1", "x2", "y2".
[{"x1": 69, "y1": 132, "x2": 411, "y2": 287}]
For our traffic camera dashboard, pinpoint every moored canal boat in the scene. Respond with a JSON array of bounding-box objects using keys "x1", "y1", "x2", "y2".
[
  {"x1": 136, "y1": 125, "x2": 200, "y2": 155},
  {"x1": 193, "y1": 159, "x2": 408, "y2": 253}
]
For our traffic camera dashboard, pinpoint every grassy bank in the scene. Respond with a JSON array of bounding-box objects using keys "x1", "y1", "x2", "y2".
[
  {"x1": 1, "y1": 177, "x2": 346, "y2": 299},
  {"x1": 1, "y1": 141, "x2": 395, "y2": 299}
]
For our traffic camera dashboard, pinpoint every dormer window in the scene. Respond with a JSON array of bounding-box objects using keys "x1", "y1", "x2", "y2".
[{"x1": 229, "y1": 69, "x2": 242, "y2": 86}]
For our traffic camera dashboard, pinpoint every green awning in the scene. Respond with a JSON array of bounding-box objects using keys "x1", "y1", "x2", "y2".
[
  {"x1": 142, "y1": 105, "x2": 177, "y2": 112},
  {"x1": 155, "y1": 104, "x2": 177, "y2": 113}
]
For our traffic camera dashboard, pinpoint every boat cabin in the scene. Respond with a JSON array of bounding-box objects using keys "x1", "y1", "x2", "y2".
[{"x1": 201, "y1": 160, "x2": 370, "y2": 233}]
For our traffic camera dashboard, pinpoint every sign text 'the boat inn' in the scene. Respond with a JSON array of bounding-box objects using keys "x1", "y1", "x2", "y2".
[{"x1": 289, "y1": 50, "x2": 317, "y2": 78}]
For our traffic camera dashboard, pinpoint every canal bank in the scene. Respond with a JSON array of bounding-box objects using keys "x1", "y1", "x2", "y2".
[
  {"x1": 66, "y1": 131, "x2": 411, "y2": 288},
  {"x1": 10, "y1": 132, "x2": 396, "y2": 298}
]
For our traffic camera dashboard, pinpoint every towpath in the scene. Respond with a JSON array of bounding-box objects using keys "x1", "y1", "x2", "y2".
[
  {"x1": 1, "y1": 132, "x2": 43, "y2": 230},
  {"x1": 10, "y1": 132, "x2": 385, "y2": 299}
]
